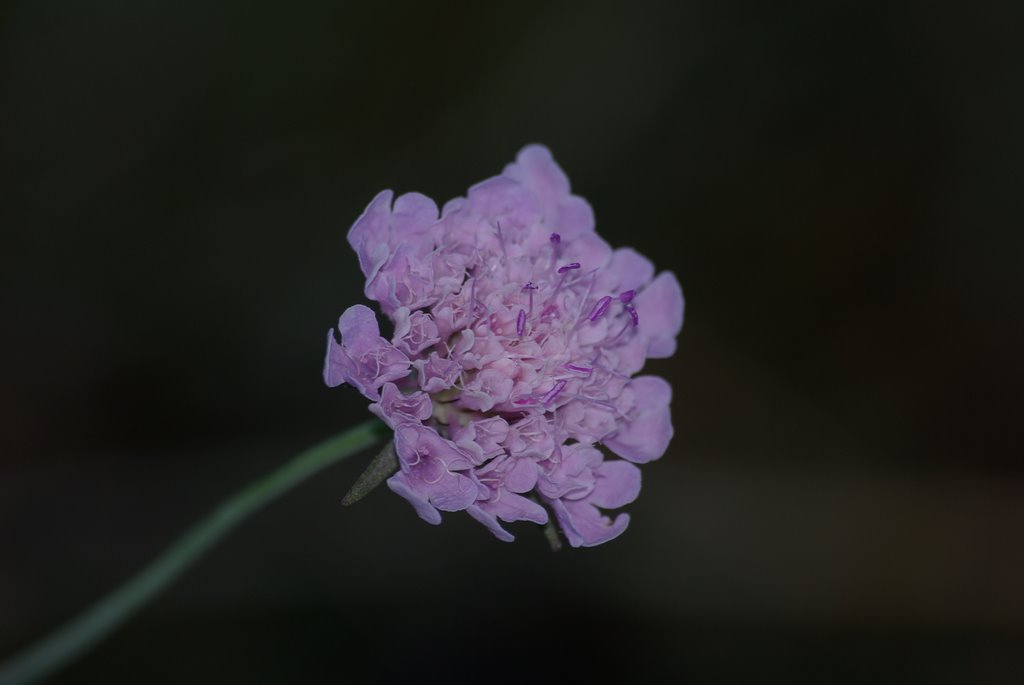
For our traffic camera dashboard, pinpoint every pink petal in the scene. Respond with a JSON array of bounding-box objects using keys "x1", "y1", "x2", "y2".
[
  {"x1": 604, "y1": 375, "x2": 673, "y2": 463},
  {"x1": 346, "y1": 190, "x2": 393, "y2": 279},
  {"x1": 468, "y1": 490, "x2": 549, "y2": 542},
  {"x1": 588, "y1": 460, "x2": 642, "y2": 509},
  {"x1": 635, "y1": 271, "x2": 685, "y2": 358},
  {"x1": 387, "y1": 472, "x2": 442, "y2": 525},
  {"x1": 337, "y1": 304, "x2": 381, "y2": 351},
  {"x1": 554, "y1": 195, "x2": 595, "y2": 239},
  {"x1": 549, "y1": 498, "x2": 630, "y2": 548},
  {"x1": 390, "y1": 192, "x2": 439, "y2": 239},
  {"x1": 466, "y1": 176, "x2": 543, "y2": 233},
  {"x1": 600, "y1": 248, "x2": 656, "y2": 294},
  {"x1": 503, "y1": 144, "x2": 571, "y2": 212},
  {"x1": 323, "y1": 328, "x2": 347, "y2": 388}
]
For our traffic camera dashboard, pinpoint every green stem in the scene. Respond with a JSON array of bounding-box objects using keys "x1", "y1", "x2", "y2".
[{"x1": 0, "y1": 419, "x2": 386, "y2": 685}]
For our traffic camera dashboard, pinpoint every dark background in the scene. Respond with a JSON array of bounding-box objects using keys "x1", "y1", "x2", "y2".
[{"x1": 2, "y1": 1, "x2": 1022, "y2": 683}]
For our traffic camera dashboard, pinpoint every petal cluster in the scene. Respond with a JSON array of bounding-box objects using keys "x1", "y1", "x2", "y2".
[{"x1": 325, "y1": 145, "x2": 684, "y2": 546}]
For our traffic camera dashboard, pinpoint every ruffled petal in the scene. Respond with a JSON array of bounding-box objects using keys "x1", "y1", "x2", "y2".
[
  {"x1": 502, "y1": 144, "x2": 570, "y2": 222},
  {"x1": 466, "y1": 176, "x2": 543, "y2": 234},
  {"x1": 468, "y1": 489, "x2": 548, "y2": 543},
  {"x1": 449, "y1": 416, "x2": 509, "y2": 464},
  {"x1": 506, "y1": 145, "x2": 570, "y2": 196},
  {"x1": 536, "y1": 444, "x2": 600, "y2": 500},
  {"x1": 323, "y1": 327, "x2": 348, "y2": 388},
  {"x1": 458, "y1": 368, "x2": 514, "y2": 412},
  {"x1": 390, "y1": 424, "x2": 479, "y2": 516},
  {"x1": 564, "y1": 233, "x2": 612, "y2": 272},
  {"x1": 392, "y1": 307, "x2": 440, "y2": 356},
  {"x1": 555, "y1": 195, "x2": 595, "y2": 239},
  {"x1": 346, "y1": 190, "x2": 393, "y2": 279},
  {"x1": 338, "y1": 304, "x2": 382, "y2": 351},
  {"x1": 598, "y1": 247, "x2": 656, "y2": 294},
  {"x1": 635, "y1": 271, "x2": 685, "y2": 358},
  {"x1": 426, "y1": 472, "x2": 479, "y2": 512},
  {"x1": 604, "y1": 375, "x2": 673, "y2": 463},
  {"x1": 390, "y1": 192, "x2": 439, "y2": 240},
  {"x1": 323, "y1": 305, "x2": 410, "y2": 400},
  {"x1": 548, "y1": 497, "x2": 630, "y2": 548},
  {"x1": 466, "y1": 505, "x2": 515, "y2": 542},
  {"x1": 368, "y1": 383, "x2": 432, "y2": 428},
  {"x1": 387, "y1": 472, "x2": 442, "y2": 525},
  {"x1": 504, "y1": 457, "x2": 539, "y2": 494},
  {"x1": 588, "y1": 460, "x2": 642, "y2": 509}
]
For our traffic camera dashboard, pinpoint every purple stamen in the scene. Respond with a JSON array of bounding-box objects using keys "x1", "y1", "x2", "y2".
[
  {"x1": 494, "y1": 221, "x2": 510, "y2": 260},
  {"x1": 549, "y1": 234, "x2": 562, "y2": 268},
  {"x1": 588, "y1": 295, "x2": 613, "y2": 321},
  {"x1": 619, "y1": 289, "x2": 635, "y2": 303},
  {"x1": 565, "y1": 363, "x2": 593, "y2": 374},
  {"x1": 522, "y1": 281, "x2": 538, "y2": 315},
  {"x1": 542, "y1": 379, "x2": 568, "y2": 405},
  {"x1": 513, "y1": 396, "x2": 536, "y2": 406},
  {"x1": 549, "y1": 264, "x2": 580, "y2": 309},
  {"x1": 625, "y1": 303, "x2": 639, "y2": 326},
  {"x1": 516, "y1": 309, "x2": 526, "y2": 337}
]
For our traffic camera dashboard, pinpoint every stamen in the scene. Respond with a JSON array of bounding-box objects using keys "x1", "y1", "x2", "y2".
[
  {"x1": 522, "y1": 282, "x2": 538, "y2": 315},
  {"x1": 572, "y1": 269, "x2": 599, "y2": 328},
  {"x1": 469, "y1": 277, "x2": 479, "y2": 319},
  {"x1": 512, "y1": 396, "x2": 536, "y2": 406},
  {"x1": 563, "y1": 393, "x2": 627, "y2": 416},
  {"x1": 542, "y1": 379, "x2": 567, "y2": 405},
  {"x1": 565, "y1": 363, "x2": 593, "y2": 374},
  {"x1": 588, "y1": 295, "x2": 613, "y2": 321},
  {"x1": 494, "y1": 221, "x2": 509, "y2": 262},
  {"x1": 549, "y1": 233, "x2": 562, "y2": 268},
  {"x1": 619, "y1": 289, "x2": 635, "y2": 303},
  {"x1": 625, "y1": 303, "x2": 639, "y2": 326},
  {"x1": 548, "y1": 268, "x2": 575, "y2": 309},
  {"x1": 516, "y1": 309, "x2": 526, "y2": 337},
  {"x1": 609, "y1": 316, "x2": 634, "y2": 344}
]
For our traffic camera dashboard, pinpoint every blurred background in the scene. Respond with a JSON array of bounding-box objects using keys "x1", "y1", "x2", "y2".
[{"x1": 2, "y1": 1, "x2": 1022, "y2": 682}]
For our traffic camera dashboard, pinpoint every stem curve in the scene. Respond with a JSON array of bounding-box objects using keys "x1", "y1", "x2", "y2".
[{"x1": 0, "y1": 419, "x2": 386, "y2": 685}]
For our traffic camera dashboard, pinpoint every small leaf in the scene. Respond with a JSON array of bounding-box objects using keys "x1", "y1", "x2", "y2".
[{"x1": 341, "y1": 441, "x2": 398, "y2": 506}]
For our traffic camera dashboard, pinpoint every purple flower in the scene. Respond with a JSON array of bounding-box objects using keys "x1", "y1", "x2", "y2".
[
  {"x1": 323, "y1": 304, "x2": 410, "y2": 401},
  {"x1": 325, "y1": 145, "x2": 684, "y2": 546}
]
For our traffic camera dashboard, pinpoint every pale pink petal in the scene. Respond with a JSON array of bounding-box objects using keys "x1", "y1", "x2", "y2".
[
  {"x1": 346, "y1": 190, "x2": 393, "y2": 279},
  {"x1": 604, "y1": 376, "x2": 673, "y2": 463},
  {"x1": 548, "y1": 497, "x2": 630, "y2": 548},
  {"x1": 635, "y1": 271, "x2": 685, "y2": 358},
  {"x1": 390, "y1": 192, "x2": 439, "y2": 239},
  {"x1": 588, "y1": 460, "x2": 642, "y2": 509}
]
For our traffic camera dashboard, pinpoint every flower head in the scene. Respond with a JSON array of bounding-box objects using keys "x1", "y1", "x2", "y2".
[{"x1": 325, "y1": 145, "x2": 684, "y2": 546}]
